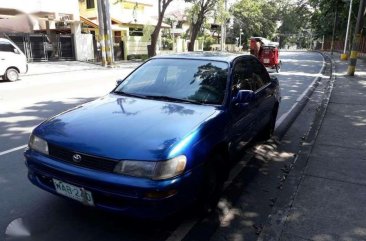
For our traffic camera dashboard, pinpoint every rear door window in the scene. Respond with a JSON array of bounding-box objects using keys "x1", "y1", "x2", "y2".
[
  {"x1": 232, "y1": 57, "x2": 271, "y2": 94},
  {"x1": 251, "y1": 59, "x2": 270, "y2": 90}
]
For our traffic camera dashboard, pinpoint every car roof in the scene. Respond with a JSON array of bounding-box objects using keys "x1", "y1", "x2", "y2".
[
  {"x1": 0, "y1": 38, "x2": 11, "y2": 42},
  {"x1": 151, "y1": 51, "x2": 252, "y2": 64}
]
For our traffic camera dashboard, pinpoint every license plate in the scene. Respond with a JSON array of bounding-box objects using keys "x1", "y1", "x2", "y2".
[
  {"x1": 263, "y1": 59, "x2": 270, "y2": 64},
  {"x1": 53, "y1": 179, "x2": 94, "y2": 206}
]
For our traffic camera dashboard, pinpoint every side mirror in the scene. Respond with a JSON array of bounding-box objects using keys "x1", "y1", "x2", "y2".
[
  {"x1": 234, "y1": 90, "x2": 255, "y2": 106},
  {"x1": 116, "y1": 79, "x2": 123, "y2": 86},
  {"x1": 13, "y1": 48, "x2": 20, "y2": 54}
]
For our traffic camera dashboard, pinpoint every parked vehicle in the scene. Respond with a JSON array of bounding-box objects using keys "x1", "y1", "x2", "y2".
[
  {"x1": 24, "y1": 52, "x2": 281, "y2": 219},
  {"x1": 249, "y1": 37, "x2": 281, "y2": 73},
  {"x1": 0, "y1": 38, "x2": 28, "y2": 81},
  {"x1": 259, "y1": 44, "x2": 281, "y2": 73}
]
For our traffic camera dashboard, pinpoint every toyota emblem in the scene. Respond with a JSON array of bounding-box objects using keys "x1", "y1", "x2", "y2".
[{"x1": 72, "y1": 154, "x2": 82, "y2": 163}]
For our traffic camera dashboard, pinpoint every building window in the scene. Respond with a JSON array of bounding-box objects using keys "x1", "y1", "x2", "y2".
[
  {"x1": 86, "y1": 0, "x2": 95, "y2": 9},
  {"x1": 129, "y1": 27, "x2": 143, "y2": 36}
]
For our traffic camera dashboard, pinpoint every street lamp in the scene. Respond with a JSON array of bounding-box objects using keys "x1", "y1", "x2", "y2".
[{"x1": 341, "y1": 0, "x2": 353, "y2": 60}]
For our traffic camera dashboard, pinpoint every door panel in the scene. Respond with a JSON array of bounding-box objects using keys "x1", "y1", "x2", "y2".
[
  {"x1": 229, "y1": 58, "x2": 257, "y2": 152},
  {"x1": 252, "y1": 59, "x2": 276, "y2": 130}
]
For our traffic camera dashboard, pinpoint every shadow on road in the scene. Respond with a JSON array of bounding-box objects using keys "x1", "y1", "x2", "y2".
[{"x1": 0, "y1": 98, "x2": 97, "y2": 150}]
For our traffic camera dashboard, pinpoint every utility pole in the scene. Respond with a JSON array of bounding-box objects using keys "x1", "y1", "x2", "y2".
[
  {"x1": 347, "y1": 0, "x2": 366, "y2": 76},
  {"x1": 97, "y1": 0, "x2": 114, "y2": 67},
  {"x1": 341, "y1": 0, "x2": 353, "y2": 60},
  {"x1": 97, "y1": 0, "x2": 107, "y2": 66},
  {"x1": 103, "y1": 0, "x2": 114, "y2": 66},
  {"x1": 220, "y1": 0, "x2": 227, "y2": 52},
  {"x1": 330, "y1": 3, "x2": 338, "y2": 55}
]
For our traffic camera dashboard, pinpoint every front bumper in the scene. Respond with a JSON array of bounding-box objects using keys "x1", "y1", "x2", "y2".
[{"x1": 24, "y1": 149, "x2": 203, "y2": 219}]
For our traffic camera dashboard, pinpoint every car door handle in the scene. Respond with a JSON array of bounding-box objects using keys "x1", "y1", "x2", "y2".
[{"x1": 0, "y1": 58, "x2": 5, "y2": 60}]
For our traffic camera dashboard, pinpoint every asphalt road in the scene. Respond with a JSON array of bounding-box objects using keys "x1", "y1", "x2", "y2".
[{"x1": 0, "y1": 51, "x2": 324, "y2": 241}]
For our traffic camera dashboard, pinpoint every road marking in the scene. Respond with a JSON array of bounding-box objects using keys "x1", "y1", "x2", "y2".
[
  {"x1": 165, "y1": 217, "x2": 199, "y2": 241},
  {"x1": 0, "y1": 145, "x2": 28, "y2": 156}
]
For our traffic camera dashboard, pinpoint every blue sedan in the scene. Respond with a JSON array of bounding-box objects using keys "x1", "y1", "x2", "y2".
[{"x1": 25, "y1": 52, "x2": 280, "y2": 218}]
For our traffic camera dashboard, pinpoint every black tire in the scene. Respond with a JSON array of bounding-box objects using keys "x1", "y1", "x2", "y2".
[
  {"x1": 197, "y1": 153, "x2": 227, "y2": 214},
  {"x1": 275, "y1": 64, "x2": 280, "y2": 73},
  {"x1": 5, "y1": 68, "x2": 19, "y2": 82}
]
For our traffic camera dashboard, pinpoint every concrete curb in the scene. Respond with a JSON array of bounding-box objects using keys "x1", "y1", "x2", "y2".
[
  {"x1": 274, "y1": 51, "x2": 326, "y2": 139},
  {"x1": 257, "y1": 53, "x2": 336, "y2": 241}
]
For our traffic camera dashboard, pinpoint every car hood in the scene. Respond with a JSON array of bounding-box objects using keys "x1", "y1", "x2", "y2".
[{"x1": 35, "y1": 94, "x2": 218, "y2": 160}]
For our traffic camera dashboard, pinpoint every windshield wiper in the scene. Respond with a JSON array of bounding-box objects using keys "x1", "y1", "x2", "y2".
[
  {"x1": 144, "y1": 95, "x2": 204, "y2": 105},
  {"x1": 113, "y1": 91, "x2": 147, "y2": 99}
]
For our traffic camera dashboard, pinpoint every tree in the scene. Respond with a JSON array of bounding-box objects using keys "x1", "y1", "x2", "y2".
[
  {"x1": 231, "y1": 0, "x2": 280, "y2": 43},
  {"x1": 277, "y1": 0, "x2": 312, "y2": 47},
  {"x1": 185, "y1": 0, "x2": 217, "y2": 51},
  {"x1": 149, "y1": 0, "x2": 175, "y2": 57},
  {"x1": 309, "y1": 0, "x2": 358, "y2": 39}
]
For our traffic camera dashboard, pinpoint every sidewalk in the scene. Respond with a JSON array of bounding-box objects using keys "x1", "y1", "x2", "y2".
[
  {"x1": 258, "y1": 53, "x2": 366, "y2": 240},
  {"x1": 25, "y1": 60, "x2": 142, "y2": 76}
]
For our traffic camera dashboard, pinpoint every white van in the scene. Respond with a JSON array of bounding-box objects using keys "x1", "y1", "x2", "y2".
[{"x1": 0, "y1": 38, "x2": 28, "y2": 81}]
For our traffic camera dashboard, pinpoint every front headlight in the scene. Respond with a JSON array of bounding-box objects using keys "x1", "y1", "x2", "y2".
[
  {"x1": 29, "y1": 135, "x2": 49, "y2": 155},
  {"x1": 113, "y1": 155, "x2": 187, "y2": 180}
]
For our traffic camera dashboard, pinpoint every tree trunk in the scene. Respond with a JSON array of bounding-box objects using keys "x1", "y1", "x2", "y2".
[
  {"x1": 188, "y1": 9, "x2": 204, "y2": 52},
  {"x1": 149, "y1": 27, "x2": 160, "y2": 57},
  {"x1": 149, "y1": 0, "x2": 169, "y2": 57},
  {"x1": 188, "y1": 23, "x2": 201, "y2": 51},
  {"x1": 149, "y1": 15, "x2": 164, "y2": 57}
]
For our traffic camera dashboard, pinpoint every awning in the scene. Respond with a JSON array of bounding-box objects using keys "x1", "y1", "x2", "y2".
[
  {"x1": 0, "y1": 14, "x2": 38, "y2": 33},
  {"x1": 80, "y1": 16, "x2": 98, "y2": 28}
]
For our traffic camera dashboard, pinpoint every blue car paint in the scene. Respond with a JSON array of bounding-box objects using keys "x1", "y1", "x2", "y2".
[
  {"x1": 33, "y1": 94, "x2": 219, "y2": 163},
  {"x1": 25, "y1": 53, "x2": 280, "y2": 218}
]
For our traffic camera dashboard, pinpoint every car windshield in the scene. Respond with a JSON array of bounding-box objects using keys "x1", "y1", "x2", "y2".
[{"x1": 114, "y1": 58, "x2": 229, "y2": 105}]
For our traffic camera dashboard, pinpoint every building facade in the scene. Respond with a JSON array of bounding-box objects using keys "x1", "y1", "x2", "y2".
[
  {"x1": 0, "y1": 0, "x2": 94, "y2": 61},
  {"x1": 79, "y1": 0, "x2": 170, "y2": 60}
]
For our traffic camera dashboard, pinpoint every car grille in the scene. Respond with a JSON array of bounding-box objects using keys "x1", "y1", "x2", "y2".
[{"x1": 48, "y1": 143, "x2": 118, "y2": 173}]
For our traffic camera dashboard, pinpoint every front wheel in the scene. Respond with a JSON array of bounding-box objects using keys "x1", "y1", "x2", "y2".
[
  {"x1": 5, "y1": 68, "x2": 19, "y2": 82},
  {"x1": 197, "y1": 154, "x2": 227, "y2": 214},
  {"x1": 275, "y1": 64, "x2": 280, "y2": 73}
]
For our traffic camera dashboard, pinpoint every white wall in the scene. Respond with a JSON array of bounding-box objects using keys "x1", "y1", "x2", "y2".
[{"x1": 76, "y1": 34, "x2": 95, "y2": 61}]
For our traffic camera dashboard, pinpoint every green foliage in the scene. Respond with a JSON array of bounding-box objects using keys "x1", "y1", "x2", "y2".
[
  {"x1": 184, "y1": 0, "x2": 218, "y2": 50},
  {"x1": 162, "y1": 37, "x2": 174, "y2": 50},
  {"x1": 185, "y1": 2, "x2": 201, "y2": 25},
  {"x1": 203, "y1": 35, "x2": 215, "y2": 50},
  {"x1": 231, "y1": 0, "x2": 280, "y2": 41},
  {"x1": 216, "y1": 0, "x2": 230, "y2": 25},
  {"x1": 276, "y1": 0, "x2": 312, "y2": 47},
  {"x1": 309, "y1": 0, "x2": 358, "y2": 39}
]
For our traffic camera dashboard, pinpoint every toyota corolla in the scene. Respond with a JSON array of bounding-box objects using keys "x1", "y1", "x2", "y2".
[{"x1": 25, "y1": 52, "x2": 280, "y2": 218}]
